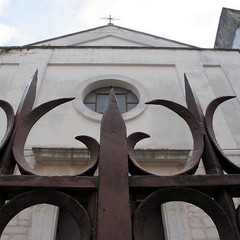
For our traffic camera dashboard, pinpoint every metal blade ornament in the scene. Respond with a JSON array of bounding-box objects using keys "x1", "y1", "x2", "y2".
[
  {"x1": 0, "y1": 70, "x2": 100, "y2": 177},
  {"x1": 184, "y1": 75, "x2": 240, "y2": 238},
  {"x1": 133, "y1": 187, "x2": 236, "y2": 240},
  {"x1": 0, "y1": 70, "x2": 38, "y2": 174},
  {"x1": 0, "y1": 100, "x2": 14, "y2": 152},
  {"x1": 127, "y1": 89, "x2": 204, "y2": 176},
  {"x1": 0, "y1": 190, "x2": 91, "y2": 240},
  {"x1": 12, "y1": 98, "x2": 74, "y2": 175},
  {"x1": 146, "y1": 99, "x2": 204, "y2": 175},
  {"x1": 128, "y1": 132, "x2": 151, "y2": 175},
  {"x1": 184, "y1": 74, "x2": 205, "y2": 125},
  {"x1": 183, "y1": 75, "x2": 239, "y2": 175},
  {"x1": 16, "y1": 70, "x2": 38, "y2": 121},
  {"x1": 205, "y1": 96, "x2": 240, "y2": 173},
  {"x1": 130, "y1": 74, "x2": 240, "y2": 239},
  {"x1": 75, "y1": 135, "x2": 99, "y2": 176},
  {"x1": 97, "y1": 89, "x2": 132, "y2": 240},
  {"x1": 184, "y1": 75, "x2": 223, "y2": 174}
]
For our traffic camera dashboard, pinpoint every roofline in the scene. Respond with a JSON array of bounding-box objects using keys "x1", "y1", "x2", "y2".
[
  {"x1": 23, "y1": 24, "x2": 198, "y2": 48},
  {"x1": 119, "y1": 25, "x2": 197, "y2": 48},
  {"x1": 23, "y1": 25, "x2": 111, "y2": 46},
  {"x1": 106, "y1": 24, "x2": 197, "y2": 48},
  {"x1": 1, "y1": 45, "x2": 240, "y2": 52}
]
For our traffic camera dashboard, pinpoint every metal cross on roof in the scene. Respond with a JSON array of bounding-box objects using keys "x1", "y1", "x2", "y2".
[{"x1": 101, "y1": 14, "x2": 119, "y2": 25}]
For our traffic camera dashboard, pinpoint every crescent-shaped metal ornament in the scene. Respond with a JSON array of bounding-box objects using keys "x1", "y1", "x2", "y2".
[
  {"x1": 13, "y1": 98, "x2": 74, "y2": 175},
  {"x1": 205, "y1": 96, "x2": 240, "y2": 173},
  {"x1": 0, "y1": 100, "x2": 14, "y2": 152},
  {"x1": 75, "y1": 135, "x2": 99, "y2": 176},
  {"x1": 133, "y1": 188, "x2": 236, "y2": 240},
  {"x1": 145, "y1": 100, "x2": 204, "y2": 175},
  {"x1": 127, "y1": 132, "x2": 151, "y2": 175},
  {"x1": 0, "y1": 190, "x2": 91, "y2": 240}
]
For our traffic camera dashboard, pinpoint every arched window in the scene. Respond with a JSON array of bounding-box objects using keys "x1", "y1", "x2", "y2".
[{"x1": 83, "y1": 86, "x2": 139, "y2": 113}]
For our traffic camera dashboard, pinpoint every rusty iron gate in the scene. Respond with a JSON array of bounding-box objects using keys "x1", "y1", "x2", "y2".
[{"x1": 0, "y1": 71, "x2": 239, "y2": 239}]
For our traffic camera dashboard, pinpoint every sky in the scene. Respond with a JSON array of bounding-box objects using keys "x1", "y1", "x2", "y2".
[{"x1": 0, "y1": 0, "x2": 240, "y2": 48}]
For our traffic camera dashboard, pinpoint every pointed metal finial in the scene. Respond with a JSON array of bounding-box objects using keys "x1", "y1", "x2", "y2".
[
  {"x1": 98, "y1": 89, "x2": 132, "y2": 239},
  {"x1": 101, "y1": 15, "x2": 119, "y2": 25}
]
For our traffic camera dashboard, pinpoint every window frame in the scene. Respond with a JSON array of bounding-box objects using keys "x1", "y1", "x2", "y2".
[
  {"x1": 73, "y1": 75, "x2": 149, "y2": 121},
  {"x1": 83, "y1": 86, "x2": 139, "y2": 114}
]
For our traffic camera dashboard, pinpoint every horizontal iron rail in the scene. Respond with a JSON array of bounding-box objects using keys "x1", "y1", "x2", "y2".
[
  {"x1": 0, "y1": 174, "x2": 240, "y2": 192},
  {"x1": 129, "y1": 175, "x2": 240, "y2": 188},
  {"x1": 0, "y1": 175, "x2": 98, "y2": 190},
  {"x1": 130, "y1": 175, "x2": 240, "y2": 198}
]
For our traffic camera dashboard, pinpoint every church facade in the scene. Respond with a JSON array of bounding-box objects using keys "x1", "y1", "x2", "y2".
[{"x1": 1, "y1": 8, "x2": 240, "y2": 239}]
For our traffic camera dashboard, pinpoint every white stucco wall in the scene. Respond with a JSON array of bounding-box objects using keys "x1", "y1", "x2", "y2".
[{"x1": 0, "y1": 47, "x2": 240, "y2": 154}]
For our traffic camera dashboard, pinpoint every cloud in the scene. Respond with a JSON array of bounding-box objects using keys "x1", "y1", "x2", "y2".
[
  {"x1": 0, "y1": 0, "x2": 9, "y2": 15},
  {"x1": 0, "y1": 23, "x2": 18, "y2": 45},
  {"x1": 1, "y1": 0, "x2": 240, "y2": 47},
  {"x1": 0, "y1": 0, "x2": 19, "y2": 45}
]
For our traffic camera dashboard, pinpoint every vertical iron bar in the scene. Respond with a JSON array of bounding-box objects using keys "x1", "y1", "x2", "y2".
[
  {"x1": 97, "y1": 89, "x2": 132, "y2": 240},
  {"x1": 185, "y1": 76, "x2": 240, "y2": 238},
  {"x1": 202, "y1": 135, "x2": 240, "y2": 238}
]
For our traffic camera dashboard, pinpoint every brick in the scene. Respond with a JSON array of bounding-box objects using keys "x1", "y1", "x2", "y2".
[
  {"x1": 1, "y1": 235, "x2": 10, "y2": 240},
  {"x1": 3, "y1": 226, "x2": 28, "y2": 234},
  {"x1": 206, "y1": 227, "x2": 219, "y2": 239},
  {"x1": 9, "y1": 234, "x2": 28, "y2": 240},
  {"x1": 203, "y1": 217, "x2": 215, "y2": 228},
  {"x1": 191, "y1": 228, "x2": 206, "y2": 239},
  {"x1": 18, "y1": 220, "x2": 30, "y2": 226},
  {"x1": 189, "y1": 218, "x2": 202, "y2": 228}
]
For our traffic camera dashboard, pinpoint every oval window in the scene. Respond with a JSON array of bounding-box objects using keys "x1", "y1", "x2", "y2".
[{"x1": 83, "y1": 86, "x2": 139, "y2": 113}]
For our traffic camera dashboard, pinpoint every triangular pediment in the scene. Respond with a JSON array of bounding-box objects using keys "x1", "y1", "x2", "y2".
[
  {"x1": 72, "y1": 35, "x2": 149, "y2": 47},
  {"x1": 28, "y1": 25, "x2": 196, "y2": 48}
]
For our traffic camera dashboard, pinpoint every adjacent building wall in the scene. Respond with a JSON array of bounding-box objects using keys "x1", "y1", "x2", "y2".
[{"x1": 215, "y1": 8, "x2": 240, "y2": 48}]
